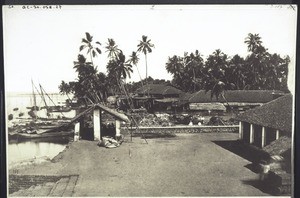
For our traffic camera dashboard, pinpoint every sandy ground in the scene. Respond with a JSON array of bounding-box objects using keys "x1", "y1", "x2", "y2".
[{"x1": 9, "y1": 133, "x2": 269, "y2": 196}]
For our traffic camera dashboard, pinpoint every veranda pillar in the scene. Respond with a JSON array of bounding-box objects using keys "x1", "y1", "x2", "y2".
[
  {"x1": 276, "y1": 129, "x2": 280, "y2": 140},
  {"x1": 250, "y1": 124, "x2": 254, "y2": 144},
  {"x1": 74, "y1": 122, "x2": 80, "y2": 142},
  {"x1": 93, "y1": 109, "x2": 101, "y2": 141},
  {"x1": 261, "y1": 126, "x2": 266, "y2": 148},
  {"x1": 239, "y1": 121, "x2": 244, "y2": 140},
  {"x1": 115, "y1": 119, "x2": 121, "y2": 141}
]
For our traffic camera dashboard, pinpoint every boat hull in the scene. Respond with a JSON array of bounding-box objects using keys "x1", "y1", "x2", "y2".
[{"x1": 8, "y1": 131, "x2": 74, "y2": 140}]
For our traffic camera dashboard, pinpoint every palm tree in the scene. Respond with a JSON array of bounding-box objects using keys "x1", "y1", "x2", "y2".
[
  {"x1": 58, "y1": 80, "x2": 72, "y2": 100},
  {"x1": 228, "y1": 55, "x2": 246, "y2": 89},
  {"x1": 166, "y1": 55, "x2": 184, "y2": 78},
  {"x1": 79, "y1": 32, "x2": 101, "y2": 66},
  {"x1": 244, "y1": 33, "x2": 264, "y2": 53},
  {"x1": 107, "y1": 52, "x2": 134, "y2": 110},
  {"x1": 73, "y1": 54, "x2": 101, "y2": 103},
  {"x1": 127, "y1": 51, "x2": 144, "y2": 87},
  {"x1": 137, "y1": 35, "x2": 154, "y2": 81},
  {"x1": 116, "y1": 52, "x2": 133, "y2": 80},
  {"x1": 185, "y1": 50, "x2": 204, "y2": 92},
  {"x1": 105, "y1": 38, "x2": 121, "y2": 60},
  {"x1": 73, "y1": 55, "x2": 95, "y2": 78},
  {"x1": 107, "y1": 51, "x2": 133, "y2": 87}
]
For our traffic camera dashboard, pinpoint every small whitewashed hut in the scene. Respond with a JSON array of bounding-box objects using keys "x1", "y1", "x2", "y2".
[{"x1": 71, "y1": 104, "x2": 130, "y2": 141}]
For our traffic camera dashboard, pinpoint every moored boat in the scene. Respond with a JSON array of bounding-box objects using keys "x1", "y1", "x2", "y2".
[{"x1": 8, "y1": 130, "x2": 74, "y2": 140}]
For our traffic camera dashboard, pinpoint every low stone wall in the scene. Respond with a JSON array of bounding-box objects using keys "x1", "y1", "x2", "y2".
[
  {"x1": 121, "y1": 125, "x2": 239, "y2": 134},
  {"x1": 9, "y1": 174, "x2": 74, "y2": 194}
]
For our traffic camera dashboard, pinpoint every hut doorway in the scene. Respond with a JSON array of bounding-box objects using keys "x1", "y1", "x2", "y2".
[
  {"x1": 101, "y1": 122, "x2": 116, "y2": 139},
  {"x1": 79, "y1": 117, "x2": 94, "y2": 141}
]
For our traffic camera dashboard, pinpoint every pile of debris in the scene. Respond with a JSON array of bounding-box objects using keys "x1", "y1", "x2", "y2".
[
  {"x1": 138, "y1": 114, "x2": 174, "y2": 127},
  {"x1": 97, "y1": 135, "x2": 124, "y2": 149}
]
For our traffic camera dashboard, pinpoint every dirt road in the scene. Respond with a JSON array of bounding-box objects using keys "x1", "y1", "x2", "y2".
[{"x1": 10, "y1": 133, "x2": 268, "y2": 196}]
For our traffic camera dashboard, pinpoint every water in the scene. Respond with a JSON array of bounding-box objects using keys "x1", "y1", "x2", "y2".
[
  {"x1": 6, "y1": 92, "x2": 74, "y2": 117},
  {"x1": 8, "y1": 138, "x2": 70, "y2": 166},
  {"x1": 5, "y1": 92, "x2": 76, "y2": 127},
  {"x1": 6, "y1": 93, "x2": 74, "y2": 166}
]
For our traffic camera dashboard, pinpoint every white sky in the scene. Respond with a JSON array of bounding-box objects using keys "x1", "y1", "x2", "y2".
[{"x1": 2, "y1": 5, "x2": 297, "y2": 93}]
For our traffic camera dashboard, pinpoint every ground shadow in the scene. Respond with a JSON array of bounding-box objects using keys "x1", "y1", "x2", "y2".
[
  {"x1": 131, "y1": 132, "x2": 176, "y2": 139},
  {"x1": 241, "y1": 179, "x2": 277, "y2": 196},
  {"x1": 212, "y1": 140, "x2": 269, "y2": 164},
  {"x1": 244, "y1": 163, "x2": 260, "y2": 173},
  {"x1": 213, "y1": 140, "x2": 280, "y2": 195}
]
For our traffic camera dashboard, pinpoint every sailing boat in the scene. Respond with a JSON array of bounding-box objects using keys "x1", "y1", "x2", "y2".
[
  {"x1": 27, "y1": 79, "x2": 40, "y2": 118},
  {"x1": 38, "y1": 84, "x2": 72, "y2": 113},
  {"x1": 27, "y1": 81, "x2": 54, "y2": 119},
  {"x1": 8, "y1": 81, "x2": 74, "y2": 139}
]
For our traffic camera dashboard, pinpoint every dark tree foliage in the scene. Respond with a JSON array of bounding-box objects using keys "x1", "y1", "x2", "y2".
[{"x1": 166, "y1": 33, "x2": 290, "y2": 100}]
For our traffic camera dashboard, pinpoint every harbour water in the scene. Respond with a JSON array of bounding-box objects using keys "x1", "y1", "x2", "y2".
[
  {"x1": 8, "y1": 138, "x2": 70, "y2": 166},
  {"x1": 6, "y1": 92, "x2": 74, "y2": 167},
  {"x1": 6, "y1": 92, "x2": 72, "y2": 117}
]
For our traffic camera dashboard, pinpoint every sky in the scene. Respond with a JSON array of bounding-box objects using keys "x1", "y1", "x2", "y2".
[{"x1": 3, "y1": 5, "x2": 297, "y2": 94}]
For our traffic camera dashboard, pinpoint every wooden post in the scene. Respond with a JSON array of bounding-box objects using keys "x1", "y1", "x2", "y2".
[
  {"x1": 74, "y1": 122, "x2": 80, "y2": 142},
  {"x1": 93, "y1": 108, "x2": 101, "y2": 141},
  {"x1": 276, "y1": 129, "x2": 280, "y2": 140},
  {"x1": 250, "y1": 124, "x2": 254, "y2": 144},
  {"x1": 239, "y1": 121, "x2": 244, "y2": 140},
  {"x1": 115, "y1": 119, "x2": 121, "y2": 140},
  {"x1": 261, "y1": 126, "x2": 266, "y2": 148}
]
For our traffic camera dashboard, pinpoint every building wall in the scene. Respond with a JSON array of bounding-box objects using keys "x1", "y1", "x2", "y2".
[
  {"x1": 253, "y1": 124, "x2": 262, "y2": 147},
  {"x1": 266, "y1": 127, "x2": 277, "y2": 145},
  {"x1": 243, "y1": 122, "x2": 251, "y2": 143}
]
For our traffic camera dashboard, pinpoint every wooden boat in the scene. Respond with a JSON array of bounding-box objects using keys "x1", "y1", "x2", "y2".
[
  {"x1": 47, "y1": 106, "x2": 72, "y2": 113},
  {"x1": 8, "y1": 130, "x2": 74, "y2": 140}
]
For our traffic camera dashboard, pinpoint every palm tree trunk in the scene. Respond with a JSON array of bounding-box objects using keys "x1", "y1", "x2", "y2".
[
  {"x1": 193, "y1": 68, "x2": 196, "y2": 92},
  {"x1": 89, "y1": 51, "x2": 94, "y2": 66},
  {"x1": 135, "y1": 65, "x2": 144, "y2": 87},
  {"x1": 144, "y1": 53, "x2": 149, "y2": 97},
  {"x1": 145, "y1": 53, "x2": 148, "y2": 80}
]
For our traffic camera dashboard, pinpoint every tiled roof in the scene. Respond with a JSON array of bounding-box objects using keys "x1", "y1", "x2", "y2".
[
  {"x1": 188, "y1": 90, "x2": 284, "y2": 103},
  {"x1": 236, "y1": 94, "x2": 293, "y2": 133},
  {"x1": 136, "y1": 84, "x2": 184, "y2": 96},
  {"x1": 263, "y1": 136, "x2": 291, "y2": 156}
]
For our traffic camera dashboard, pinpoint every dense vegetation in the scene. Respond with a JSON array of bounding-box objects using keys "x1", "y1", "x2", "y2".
[
  {"x1": 59, "y1": 33, "x2": 289, "y2": 105},
  {"x1": 166, "y1": 33, "x2": 289, "y2": 98}
]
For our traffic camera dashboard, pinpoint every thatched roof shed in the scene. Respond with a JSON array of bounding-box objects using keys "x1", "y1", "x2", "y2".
[{"x1": 189, "y1": 103, "x2": 226, "y2": 111}]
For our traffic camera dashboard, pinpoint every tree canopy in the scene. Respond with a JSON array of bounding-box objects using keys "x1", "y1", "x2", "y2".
[
  {"x1": 165, "y1": 33, "x2": 290, "y2": 99},
  {"x1": 59, "y1": 32, "x2": 290, "y2": 105}
]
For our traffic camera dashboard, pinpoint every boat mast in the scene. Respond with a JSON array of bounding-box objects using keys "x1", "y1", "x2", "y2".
[
  {"x1": 39, "y1": 84, "x2": 48, "y2": 109},
  {"x1": 40, "y1": 84, "x2": 66, "y2": 117},
  {"x1": 31, "y1": 79, "x2": 37, "y2": 111},
  {"x1": 31, "y1": 79, "x2": 37, "y2": 120}
]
